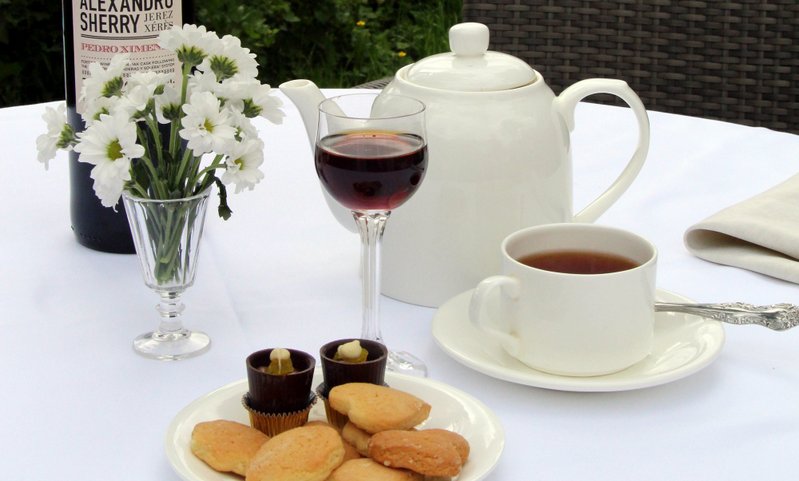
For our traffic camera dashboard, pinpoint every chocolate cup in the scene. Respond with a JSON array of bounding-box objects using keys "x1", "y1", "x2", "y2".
[
  {"x1": 242, "y1": 392, "x2": 317, "y2": 436},
  {"x1": 315, "y1": 383, "x2": 349, "y2": 430},
  {"x1": 246, "y1": 348, "x2": 315, "y2": 413},
  {"x1": 319, "y1": 338, "x2": 388, "y2": 397}
]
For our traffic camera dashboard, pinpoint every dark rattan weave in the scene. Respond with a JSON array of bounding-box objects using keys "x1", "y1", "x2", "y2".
[{"x1": 462, "y1": 0, "x2": 799, "y2": 133}]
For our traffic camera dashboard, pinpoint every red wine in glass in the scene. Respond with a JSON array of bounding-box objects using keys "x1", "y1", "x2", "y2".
[
  {"x1": 315, "y1": 131, "x2": 428, "y2": 212},
  {"x1": 314, "y1": 92, "x2": 429, "y2": 376}
]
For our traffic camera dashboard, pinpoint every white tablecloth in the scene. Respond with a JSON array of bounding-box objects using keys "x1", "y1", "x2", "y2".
[{"x1": 1, "y1": 90, "x2": 797, "y2": 480}]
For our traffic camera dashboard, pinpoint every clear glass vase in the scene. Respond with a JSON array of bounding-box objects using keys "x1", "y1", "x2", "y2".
[{"x1": 122, "y1": 188, "x2": 212, "y2": 360}]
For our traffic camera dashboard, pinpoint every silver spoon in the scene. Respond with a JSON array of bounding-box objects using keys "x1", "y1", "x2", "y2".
[{"x1": 655, "y1": 302, "x2": 799, "y2": 331}]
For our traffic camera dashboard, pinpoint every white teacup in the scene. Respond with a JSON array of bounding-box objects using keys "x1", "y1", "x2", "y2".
[{"x1": 469, "y1": 223, "x2": 657, "y2": 376}]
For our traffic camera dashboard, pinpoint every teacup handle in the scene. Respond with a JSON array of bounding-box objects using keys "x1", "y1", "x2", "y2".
[
  {"x1": 469, "y1": 276, "x2": 522, "y2": 356},
  {"x1": 553, "y1": 79, "x2": 651, "y2": 223}
]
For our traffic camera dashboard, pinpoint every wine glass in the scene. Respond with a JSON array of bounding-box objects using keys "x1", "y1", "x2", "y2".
[{"x1": 315, "y1": 93, "x2": 428, "y2": 376}]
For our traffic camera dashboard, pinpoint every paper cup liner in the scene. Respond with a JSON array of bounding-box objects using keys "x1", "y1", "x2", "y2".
[
  {"x1": 315, "y1": 386, "x2": 349, "y2": 431},
  {"x1": 241, "y1": 393, "x2": 316, "y2": 437}
]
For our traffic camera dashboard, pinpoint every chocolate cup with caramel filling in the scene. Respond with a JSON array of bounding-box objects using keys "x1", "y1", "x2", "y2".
[
  {"x1": 246, "y1": 348, "x2": 316, "y2": 414},
  {"x1": 318, "y1": 338, "x2": 388, "y2": 397}
]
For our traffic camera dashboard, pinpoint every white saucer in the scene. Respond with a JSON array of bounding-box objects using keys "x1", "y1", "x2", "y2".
[
  {"x1": 432, "y1": 289, "x2": 725, "y2": 392},
  {"x1": 165, "y1": 371, "x2": 504, "y2": 481}
]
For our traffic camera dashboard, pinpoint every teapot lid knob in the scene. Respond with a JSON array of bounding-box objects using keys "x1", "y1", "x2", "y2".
[
  {"x1": 404, "y1": 22, "x2": 536, "y2": 91},
  {"x1": 449, "y1": 22, "x2": 489, "y2": 56}
]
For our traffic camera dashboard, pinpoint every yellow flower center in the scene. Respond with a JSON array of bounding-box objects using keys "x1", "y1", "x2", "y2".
[
  {"x1": 398, "y1": 51, "x2": 407, "y2": 58},
  {"x1": 107, "y1": 139, "x2": 123, "y2": 161},
  {"x1": 356, "y1": 20, "x2": 366, "y2": 27},
  {"x1": 203, "y1": 118, "x2": 214, "y2": 133},
  {"x1": 233, "y1": 158, "x2": 244, "y2": 169}
]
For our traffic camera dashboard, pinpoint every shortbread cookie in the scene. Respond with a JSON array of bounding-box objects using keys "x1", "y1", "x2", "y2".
[
  {"x1": 341, "y1": 421, "x2": 372, "y2": 456},
  {"x1": 190, "y1": 420, "x2": 270, "y2": 476},
  {"x1": 341, "y1": 438, "x2": 362, "y2": 462},
  {"x1": 245, "y1": 424, "x2": 344, "y2": 481},
  {"x1": 305, "y1": 420, "x2": 361, "y2": 461},
  {"x1": 328, "y1": 458, "x2": 423, "y2": 481},
  {"x1": 418, "y1": 429, "x2": 470, "y2": 463},
  {"x1": 328, "y1": 383, "x2": 431, "y2": 433},
  {"x1": 303, "y1": 420, "x2": 329, "y2": 428},
  {"x1": 367, "y1": 429, "x2": 468, "y2": 477}
]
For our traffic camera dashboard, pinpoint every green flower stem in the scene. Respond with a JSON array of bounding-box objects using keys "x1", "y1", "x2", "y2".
[
  {"x1": 186, "y1": 153, "x2": 202, "y2": 191},
  {"x1": 147, "y1": 202, "x2": 188, "y2": 285},
  {"x1": 174, "y1": 147, "x2": 195, "y2": 195},
  {"x1": 144, "y1": 115, "x2": 165, "y2": 170},
  {"x1": 127, "y1": 181, "x2": 149, "y2": 198},
  {"x1": 169, "y1": 63, "x2": 192, "y2": 158},
  {"x1": 179, "y1": 62, "x2": 192, "y2": 105},
  {"x1": 189, "y1": 154, "x2": 225, "y2": 189},
  {"x1": 136, "y1": 125, "x2": 168, "y2": 199},
  {"x1": 160, "y1": 210, "x2": 180, "y2": 259}
]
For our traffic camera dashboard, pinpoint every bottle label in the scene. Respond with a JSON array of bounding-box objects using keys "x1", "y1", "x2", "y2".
[{"x1": 71, "y1": 0, "x2": 184, "y2": 116}]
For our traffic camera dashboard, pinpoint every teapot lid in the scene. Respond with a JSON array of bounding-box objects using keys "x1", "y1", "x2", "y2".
[{"x1": 405, "y1": 23, "x2": 536, "y2": 92}]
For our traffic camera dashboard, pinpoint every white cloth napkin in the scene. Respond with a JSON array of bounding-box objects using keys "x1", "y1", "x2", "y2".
[{"x1": 684, "y1": 172, "x2": 799, "y2": 283}]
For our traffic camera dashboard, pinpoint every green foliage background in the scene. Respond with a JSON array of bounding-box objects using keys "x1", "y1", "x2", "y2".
[
  {"x1": 0, "y1": 0, "x2": 65, "y2": 107},
  {"x1": 0, "y1": 0, "x2": 462, "y2": 108}
]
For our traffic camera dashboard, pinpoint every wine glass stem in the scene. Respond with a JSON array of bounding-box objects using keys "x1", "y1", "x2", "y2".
[
  {"x1": 155, "y1": 290, "x2": 188, "y2": 339},
  {"x1": 353, "y1": 211, "x2": 390, "y2": 343}
]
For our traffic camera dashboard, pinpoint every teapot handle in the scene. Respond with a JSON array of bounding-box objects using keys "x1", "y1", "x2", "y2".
[{"x1": 553, "y1": 79, "x2": 650, "y2": 223}]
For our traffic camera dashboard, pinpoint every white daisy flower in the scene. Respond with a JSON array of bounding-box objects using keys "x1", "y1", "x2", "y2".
[
  {"x1": 200, "y1": 34, "x2": 258, "y2": 81},
  {"x1": 221, "y1": 137, "x2": 265, "y2": 193},
  {"x1": 214, "y1": 74, "x2": 256, "y2": 103},
  {"x1": 227, "y1": 110, "x2": 259, "y2": 141},
  {"x1": 114, "y1": 85, "x2": 154, "y2": 120},
  {"x1": 188, "y1": 70, "x2": 221, "y2": 98},
  {"x1": 158, "y1": 23, "x2": 205, "y2": 50},
  {"x1": 80, "y1": 54, "x2": 129, "y2": 103},
  {"x1": 36, "y1": 103, "x2": 71, "y2": 169},
  {"x1": 252, "y1": 84, "x2": 285, "y2": 124},
  {"x1": 82, "y1": 96, "x2": 118, "y2": 126},
  {"x1": 114, "y1": 71, "x2": 173, "y2": 120},
  {"x1": 158, "y1": 24, "x2": 218, "y2": 67},
  {"x1": 179, "y1": 91, "x2": 236, "y2": 154},
  {"x1": 127, "y1": 71, "x2": 173, "y2": 95},
  {"x1": 154, "y1": 84, "x2": 182, "y2": 124},
  {"x1": 74, "y1": 113, "x2": 144, "y2": 207},
  {"x1": 215, "y1": 76, "x2": 284, "y2": 122}
]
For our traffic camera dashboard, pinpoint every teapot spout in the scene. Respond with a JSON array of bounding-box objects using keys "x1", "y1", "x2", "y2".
[
  {"x1": 278, "y1": 79, "x2": 358, "y2": 233},
  {"x1": 279, "y1": 79, "x2": 326, "y2": 148}
]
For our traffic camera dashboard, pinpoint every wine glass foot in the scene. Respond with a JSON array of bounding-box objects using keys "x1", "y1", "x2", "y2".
[
  {"x1": 387, "y1": 350, "x2": 428, "y2": 377},
  {"x1": 133, "y1": 329, "x2": 211, "y2": 361}
]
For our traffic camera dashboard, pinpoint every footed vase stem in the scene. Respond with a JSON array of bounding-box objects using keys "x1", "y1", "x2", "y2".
[{"x1": 154, "y1": 291, "x2": 189, "y2": 339}]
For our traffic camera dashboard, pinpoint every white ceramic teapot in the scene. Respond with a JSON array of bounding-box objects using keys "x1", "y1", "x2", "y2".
[{"x1": 280, "y1": 22, "x2": 650, "y2": 307}]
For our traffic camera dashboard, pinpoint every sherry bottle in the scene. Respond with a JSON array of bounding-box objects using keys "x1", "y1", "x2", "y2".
[{"x1": 61, "y1": 0, "x2": 194, "y2": 253}]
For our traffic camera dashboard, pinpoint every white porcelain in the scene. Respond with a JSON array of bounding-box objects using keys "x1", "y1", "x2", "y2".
[
  {"x1": 165, "y1": 371, "x2": 505, "y2": 481},
  {"x1": 470, "y1": 224, "x2": 657, "y2": 376},
  {"x1": 434, "y1": 289, "x2": 726, "y2": 392},
  {"x1": 280, "y1": 22, "x2": 650, "y2": 307}
]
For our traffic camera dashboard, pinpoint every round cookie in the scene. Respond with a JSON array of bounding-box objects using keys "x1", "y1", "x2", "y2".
[
  {"x1": 305, "y1": 420, "x2": 361, "y2": 461},
  {"x1": 367, "y1": 429, "x2": 468, "y2": 477},
  {"x1": 341, "y1": 421, "x2": 372, "y2": 457},
  {"x1": 190, "y1": 419, "x2": 270, "y2": 476},
  {"x1": 328, "y1": 383, "x2": 431, "y2": 434},
  {"x1": 328, "y1": 458, "x2": 422, "y2": 481},
  {"x1": 245, "y1": 424, "x2": 345, "y2": 481},
  {"x1": 418, "y1": 428, "x2": 470, "y2": 463}
]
